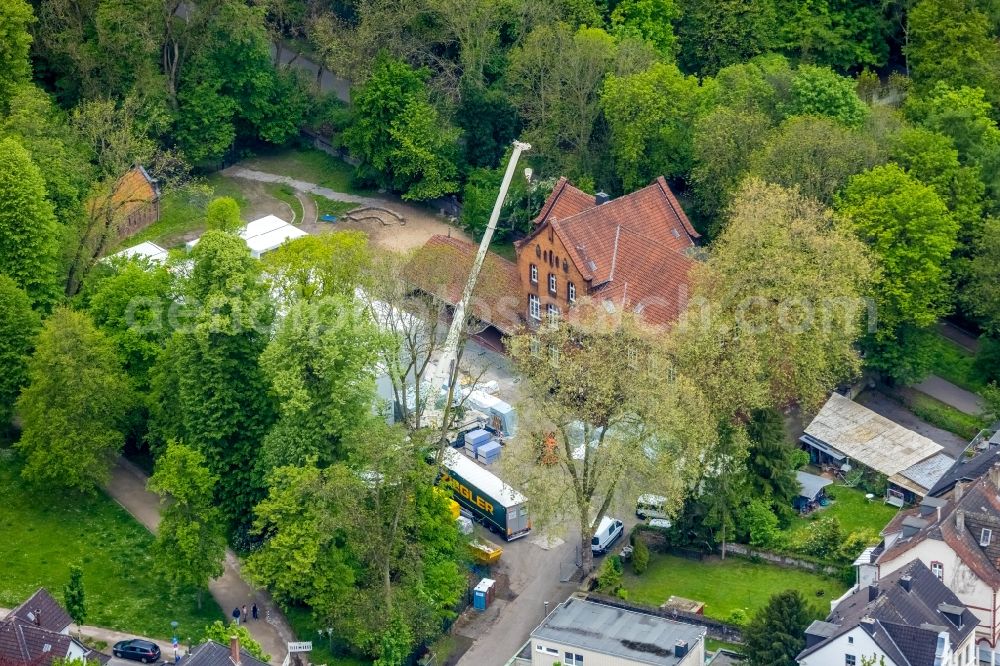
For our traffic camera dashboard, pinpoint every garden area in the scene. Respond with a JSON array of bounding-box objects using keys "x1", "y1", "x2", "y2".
[
  {"x1": 618, "y1": 553, "x2": 845, "y2": 623},
  {"x1": 788, "y1": 483, "x2": 899, "y2": 536},
  {"x1": 0, "y1": 453, "x2": 221, "y2": 639}
]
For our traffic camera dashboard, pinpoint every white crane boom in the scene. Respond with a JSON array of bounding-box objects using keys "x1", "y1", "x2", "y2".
[{"x1": 430, "y1": 140, "x2": 531, "y2": 392}]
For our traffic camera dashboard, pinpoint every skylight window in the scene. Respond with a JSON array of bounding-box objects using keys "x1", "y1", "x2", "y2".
[{"x1": 981, "y1": 528, "x2": 992, "y2": 547}]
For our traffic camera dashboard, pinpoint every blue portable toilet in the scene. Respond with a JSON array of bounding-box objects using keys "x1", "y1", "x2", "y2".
[{"x1": 473, "y1": 578, "x2": 495, "y2": 611}]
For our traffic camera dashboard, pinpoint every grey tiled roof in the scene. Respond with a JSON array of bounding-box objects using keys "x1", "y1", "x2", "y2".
[
  {"x1": 798, "y1": 559, "x2": 976, "y2": 666},
  {"x1": 9, "y1": 590, "x2": 72, "y2": 634},
  {"x1": 184, "y1": 640, "x2": 268, "y2": 666}
]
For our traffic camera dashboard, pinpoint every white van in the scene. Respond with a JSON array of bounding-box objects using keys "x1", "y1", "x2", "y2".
[
  {"x1": 636, "y1": 494, "x2": 668, "y2": 520},
  {"x1": 591, "y1": 516, "x2": 624, "y2": 555}
]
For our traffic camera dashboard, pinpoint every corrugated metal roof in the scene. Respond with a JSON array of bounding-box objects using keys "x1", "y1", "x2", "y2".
[{"x1": 805, "y1": 393, "x2": 943, "y2": 477}]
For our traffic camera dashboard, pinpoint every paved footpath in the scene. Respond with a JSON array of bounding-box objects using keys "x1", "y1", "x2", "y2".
[
  {"x1": 912, "y1": 374, "x2": 985, "y2": 416},
  {"x1": 104, "y1": 458, "x2": 295, "y2": 664}
]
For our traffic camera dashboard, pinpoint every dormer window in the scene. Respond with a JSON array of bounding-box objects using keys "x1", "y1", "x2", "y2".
[
  {"x1": 981, "y1": 528, "x2": 992, "y2": 546},
  {"x1": 931, "y1": 561, "x2": 943, "y2": 579}
]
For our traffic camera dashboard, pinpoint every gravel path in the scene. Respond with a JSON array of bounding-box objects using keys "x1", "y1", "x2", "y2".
[
  {"x1": 912, "y1": 375, "x2": 985, "y2": 416},
  {"x1": 223, "y1": 167, "x2": 384, "y2": 206}
]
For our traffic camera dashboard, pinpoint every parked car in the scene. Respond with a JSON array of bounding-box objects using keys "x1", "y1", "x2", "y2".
[
  {"x1": 591, "y1": 516, "x2": 624, "y2": 555},
  {"x1": 635, "y1": 494, "x2": 668, "y2": 520},
  {"x1": 113, "y1": 639, "x2": 161, "y2": 663}
]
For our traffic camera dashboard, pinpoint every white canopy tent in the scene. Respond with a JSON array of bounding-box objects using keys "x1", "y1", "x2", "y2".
[
  {"x1": 107, "y1": 241, "x2": 169, "y2": 264},
  {"x1": 185, "y1": 215, "x2": 308, "y2": 258}
]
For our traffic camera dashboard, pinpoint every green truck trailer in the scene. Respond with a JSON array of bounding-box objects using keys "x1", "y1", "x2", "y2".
[{"x1": 440, "y1": 448, "x2": 531, "y2": 541}]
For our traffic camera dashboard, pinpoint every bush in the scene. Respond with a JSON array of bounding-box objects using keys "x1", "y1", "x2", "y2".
[
  {"x1": 792, "y1": 516, "x2": 844, "y2": 559},
  {"x1": 596, "y1": 556, "x2": 624, "y2": 593},
  {"x1": 632, "y1": 537, "x2": 650, "y2": 575},
  {"x1": 727, "y1": 608, "x2": 749, "y2": 628},
  {"x1": 837, "y1": 529, "x2": 879, "y2": 564},
  {"x1": 740, "y1": 499, "x2": 780, "y2": 547}
]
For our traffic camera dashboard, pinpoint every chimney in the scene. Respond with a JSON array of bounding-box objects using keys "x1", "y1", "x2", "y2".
[
  {"x1": 956, "y1": 482, "x2": 965, "y2": 502},
  {"x1": 674, "y1": 640, "x2": 688, "y2": 658},
  {"x1": 868, "y1": 585, "x2": 880, "y2": 601},
  {"x1": 34, "y1": 609, "x2": 41, "y2": 626},
  {"x1": 595, "y1": 192, "x2": 610, "y2": 206},
  {"x1": 990, "y1": 463, "x2": 1000, "y2": 490},
  {"x1": 230, "y1": 636, "x2": 240, "y2": 666},
  {"x1": 899, "y1": 575, "x2": 912, "y2": 593},
  {"x1": 957, "y1": 510, "x2": 965, "y2": 532}
]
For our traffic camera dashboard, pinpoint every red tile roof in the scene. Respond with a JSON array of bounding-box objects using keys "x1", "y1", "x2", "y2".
[
  {"x1": 410, "y1": 235, "x2": 521, "y2": 333},
  {"x1": 533, "y1": 177, "x2": 596, "y2": 225},
  {"x1": 530, "y1": 176, "x2": 700, "y2": 327}
]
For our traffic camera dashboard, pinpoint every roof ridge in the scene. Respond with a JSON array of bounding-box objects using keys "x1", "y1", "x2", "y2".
[{"x1": 608, "y1": 225, "x2": 621, "y2": 282}]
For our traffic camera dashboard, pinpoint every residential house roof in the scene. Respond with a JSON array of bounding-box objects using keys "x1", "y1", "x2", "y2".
[
  {"x1": 523, "y1": 177, "x2": 700, "y2": 327},
  {"x1": 798, "y1": 559, "x2": 977, "y2": 665},
  {"x1": 410, "y1": 235, "x2": 521, "y2": 334},
  {"x1": 1, "y1": 590, "x2": 108, "y2": 666},
  {"x1": 929, "y1": 444, "x2": 1000, "y2": 496},
  {"x1": 803, "y1": 393, "x2": 951, "y2": 494},
  {"x1": 531, "y1": 598, "x2": 705, "y2": 666},
  {"x1": 877, "y1": 467, "x2": 1000, "y2": 589},
  {"x1": 9, "y1": 590, "x2": 72, "y2": 634},
  {"x1": 184, "y1": 640, "x2": 268, "y2": 666}
]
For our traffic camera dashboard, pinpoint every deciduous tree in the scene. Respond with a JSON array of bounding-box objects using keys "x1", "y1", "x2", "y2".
[
  {"x1": 750, "y1": 116, "x2": 883, "y2": 204},
  {"x1": 258, "y1": 295, "x2": 384, "y2": 472},
  {"x1": 63, "y1": 565, "x2": 86, "y2": 630},
  {"x1": 505, "y1": 308, "x2": 716, "y2": 575},
  {"x1": 263, "y1": 231, "x2": 371, "y2": 305},
  {"x1": 0, "y1": 0, "x2": 35, "y2": 109},
  {"x1": 836, "y1": 164, "x2": 958, "y2": 381},
  {"x1": 610, "y1": 0, "x2": 679, "y2": 61},
  {"x1": 787, "y1": 65, "x2": 868, "y2": 129},
  {"x1": 674, "y1": 0, "x2": 776, "y2": 75},
  {"x1": 601, "y1": 62, "x2": 705, "y2": 190},
  {"x1": 148, "y1": 442, "x2": 226, "y2": 609},
  {"x1": 0, "y1": 136, "x2": 61, "y2": 305},
  {"x1": 962, "y1": 217, "x2": 1000, "y2": 335},
  {"x1": 150, "y1": 231, "x2": 275, "y2": 529},
  {"x1": 0, "y1": 275, "x2": 39, "y2": 426},
  {"x1": 204, "y1": 197, "x2": 242, "y2": 232},
  {"x1": 15, "y1": 308, "x2": 132, "y2": 492}
]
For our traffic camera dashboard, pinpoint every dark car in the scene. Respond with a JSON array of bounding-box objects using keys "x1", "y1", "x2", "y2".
[{"x1": 113, "y1": 639, "x2": 161, "y2": 663}]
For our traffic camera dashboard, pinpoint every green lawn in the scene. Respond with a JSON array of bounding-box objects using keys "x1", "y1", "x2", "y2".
[
  {"x1": 788, "y1": 484, "x2": 899, "y2": 536},
  {"x1": 706, "y1": 638, "x2": 744, "y2": 653},
  {"x1": 927, "y1": 333, "x2": 985, "y2": 394},
  {"x1": 128, "y1": 174, "x2": 248, "y2": 248},
  {"x1": 489, "y1": 240, "x2": 517, "y2": 262},
  {"x1": 0, "y1": 455, "x2": 222, "y2": 638},
  {"x1": 313, "y1": 196, "x2": 357, "y2": 220},
  {"x1": 621, "y1": 553, "x2": 845, "y2": 621},
  {"x1": 239, "y1": 148, "x2": 371, "y2": 195},
  {"x1": 265, "y1": 183, "x2": 304, "y2": 223}
]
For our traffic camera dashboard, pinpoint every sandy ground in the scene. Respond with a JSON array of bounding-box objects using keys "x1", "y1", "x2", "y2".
[{"x1": 222, "y1": 166, "x2": 472, "y2": 253}]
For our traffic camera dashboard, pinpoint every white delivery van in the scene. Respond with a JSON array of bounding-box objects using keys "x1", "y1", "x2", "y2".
[
  {"x1": 591, "y1": 516, "x2": 624, "y2": 555},
  {"x1": 635, "y1": 494, "x2": 669, "y2": 520}
]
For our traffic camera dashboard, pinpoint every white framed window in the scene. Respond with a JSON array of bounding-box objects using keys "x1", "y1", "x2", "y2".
[
  {"x1": 845, "y1": 655, "x2": 856, "y2": 666},
  {"x1": 530, "y1": 264, "x2": 538, "y2": 284},
  {"x1": 548, "y1": 273, "x2": 557, "y2": 294},
  {"x1": 982, "y1": 528, "x2": 992, "y2": 547},
  {"x1": 563, "y1": 653, "x2": 583, "y2": 666},
  {"x1": 931, "y1": 561, "x2": 944, "y2": 579},
  {"x1": 547, "y1": 303, "x2": 560, "y2": 323},
  {"x1": 528, "y1": 294, "x2": 540, "y2": 320},
  {"x1": 545, "y1": 647, "x2": 558, "y2": 656},
  {"x1": 568, "y1": 281, "x2": 576, "y2": 303}
]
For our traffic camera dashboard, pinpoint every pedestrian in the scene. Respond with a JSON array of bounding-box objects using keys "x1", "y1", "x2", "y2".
[
  {"x1": 232, "y1": 607, "x2": 240, "y2": 626},
  {"x1": 242, "y1": 605, "x2": 248, "y2": 624},
  {"x1": 251, "y1": 603, "x2": 258, "y2": 621}
]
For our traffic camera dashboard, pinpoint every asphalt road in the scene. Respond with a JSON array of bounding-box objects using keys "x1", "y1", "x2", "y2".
[{"x1": 454, "y1": 511, "x2": 641, "y2": 666}]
